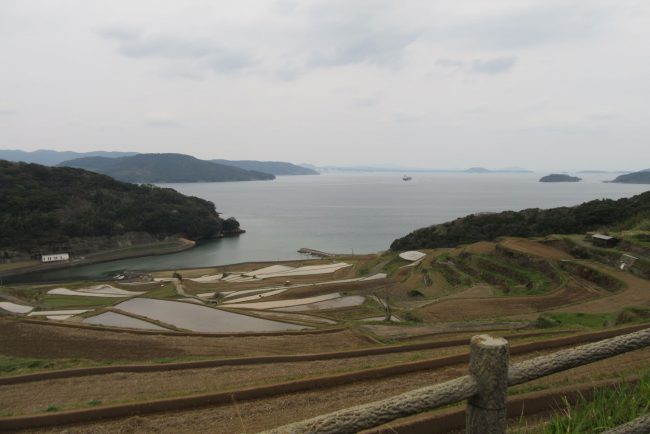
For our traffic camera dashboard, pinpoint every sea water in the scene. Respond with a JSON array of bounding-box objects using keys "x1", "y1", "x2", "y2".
[{"x1": 24, "y1": 172, "x2": 648, "y2": 281}]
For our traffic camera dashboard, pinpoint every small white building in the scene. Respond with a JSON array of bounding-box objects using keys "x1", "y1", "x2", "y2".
[{"x1": 41, "y1": 253, "x2": 70, "y2": 263}]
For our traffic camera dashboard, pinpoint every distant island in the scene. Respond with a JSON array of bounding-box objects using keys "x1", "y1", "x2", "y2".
[
  {"x1": 59, "y1": 153, "x2": 276, "y2": 183},
  {"x1": 390, "y1": 190, "x2": 650, "y2": 250},
  {"x1": 212, "y1": 159, "x2": 318, "y2": 176},
  {"x1": 465, "y1": 167, "x2": 491, "y2": 173},
  {"x1": 539, "y1": 174, "x2": 582, "y2": 183},
  {"x1": 317, "y1": 165, "x2": 533, "y2": 173},
  {"x1": 607, "y1": 169, "x2": 650, "y2": 184},
  {"x1": 0, "y1": 160, "x2": 241, "y2": 266},
  {"x1": 0, "y1": 149, "x2": 137, "y2": 166},
  {"x1": 464, "y1": 167, "x2": 533, "y2": 173}
]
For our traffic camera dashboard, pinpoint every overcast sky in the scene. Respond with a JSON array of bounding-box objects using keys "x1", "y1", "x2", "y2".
[{"x1": 0, "y1": 0, "x2": 648, "y2": 171}]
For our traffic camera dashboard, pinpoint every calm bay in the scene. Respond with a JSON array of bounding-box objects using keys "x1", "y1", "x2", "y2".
[{"x1": 28, "y1": 172, "x2": 649, "y2": 281}]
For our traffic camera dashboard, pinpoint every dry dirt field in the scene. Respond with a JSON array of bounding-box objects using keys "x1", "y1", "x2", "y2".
[
  {"x1": 1, "y1": 236, "x2": 649, "y2": 433},
  {"x1": 0, "y1": 319, "x2": 372, "y2": 361}
]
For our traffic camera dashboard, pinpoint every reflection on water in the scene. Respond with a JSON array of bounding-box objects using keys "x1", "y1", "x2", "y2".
[
  {"x1": 114, "y1": 298, "x2": 307, "y2": 333},
  {"x1": 83, "y1": 311, "x2": 169, "y2": 331}
]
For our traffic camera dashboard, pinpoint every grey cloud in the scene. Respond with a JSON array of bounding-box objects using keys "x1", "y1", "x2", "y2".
[
  {"x1": 472, "y1": 56, "x2": 516, "y2": 74},
  {"x1": 97, "y1": 1, "x2": 424, "y2": 78},
  {"x1": 393, "y1": 111, "x2": 426, "y2": 123},
  {"x1": 144, "y1": 112, "x2": 181, "y2": 128},
  {"x1": 355, "y1": 93, "x2": 382, "y2": 107},
  {"x1": 0, "y1": 109, "x2": 17, "y2": 116},
  {"x1": 301, "y1": 1, "x2": 421, "y2": 69},
  {"x1": 98, "y1": 27, "x2": 256, "y2": 73},
  {"x1": 306, "y1": 31, "x2": 418, "y2": 68},
  {"x1": 146, "y1": 119, "x2": 180, "y2": 128},
  {"x1": 589, "y1": 112, "x2": 618, "y2": 121},
  {"x1": 446, "y1": 2, "x2": 608, "y2": 50},
  {"x1": 435, "y1": 58, "x2": 464, "y2": 68}
]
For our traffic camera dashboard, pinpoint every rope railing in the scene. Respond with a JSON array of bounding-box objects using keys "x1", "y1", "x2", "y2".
[{"x1": 261, "y1": 327, "x2": 650, "y2": 434}]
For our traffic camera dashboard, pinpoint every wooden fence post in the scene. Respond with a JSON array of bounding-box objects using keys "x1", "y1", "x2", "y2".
[{"x1": 466, "y1": 335, "x2": 509, "y2": 434}]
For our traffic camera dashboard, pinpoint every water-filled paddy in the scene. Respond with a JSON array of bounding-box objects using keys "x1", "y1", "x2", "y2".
[
  {"x1": 114, "y1": 298, "x2": 308, "y2": 333},
  {"x1": 83, "y1": 311, "x2": 169, "y2": 331},
  {"x1": 277, "y1": 295, "x2": 366, "y2": 311},
  {"x1": 224, "y1": 293, "x2": 341, "y2": 310}
]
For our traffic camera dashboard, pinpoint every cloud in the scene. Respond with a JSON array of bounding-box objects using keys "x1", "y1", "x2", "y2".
[
  {"x1": 446, "y1": 1, "x2": 609, "y2": 50},
  {"x1": 471, "y1": 56, "x2": 516, "y2": 74},
  {"x1": 355, "y1": 93, "x2": 383, "y2": 108},
  {"x1": 393, "y1": 111, "x2": 426, "y2": 123},
  {"x1": 0, "y1": 102, "x2": 16, "y2": 116},
  {"x1": 588, "y1": 112, "x2": 618, "y2": 121},
  {"x1": 435, "y1": 58, "x2": 464, "y2": 69},
  {"x1": 145, "y1": 112, "x2": 181, "y2": 128},
  {"x1": 299, "y1": 0, "x2": 420, "y2": 68},
  {"x1": 434, "y1": 56, "x2": 516, "y2": 75},
  {"x1": 97, "y1": 26, "x2": 257, "y2": 74},
  {"x1": 97, "y1": 1, "x2": 423, "y2": 79}
]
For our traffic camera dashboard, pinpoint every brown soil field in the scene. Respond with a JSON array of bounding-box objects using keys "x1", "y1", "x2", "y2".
[
  {"x1": 550, "y1": 261, "x2": 650, "y2": 314},
  {"x1": 443, "y1": 284, "x2": 494, "y2": 299},
  {"x1": 0, "y1": 319, "x2": 370, "y2": 361},
  {"x1": 0, "y1": 346, "x2": 469, "y2": 416},
  {"x1": 499, "y1": 238, "x2": 574, "y2": 260},
  {"x1": 417, "y1": 277, "x2": 602, "y2": 321},
  {"x1": 14, "y1": 342, "x2": 649, "y2": 434},
  {"x1": 455, "y1": 241, "x2": 497, "y2": 255}
]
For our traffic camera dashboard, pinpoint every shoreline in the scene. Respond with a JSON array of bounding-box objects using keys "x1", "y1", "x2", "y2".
[{"x1": 0, "y1": 238, "x2": 196, "y2": 279}]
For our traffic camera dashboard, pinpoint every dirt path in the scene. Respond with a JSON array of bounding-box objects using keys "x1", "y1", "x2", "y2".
[
  {"x1": 550, "y1": 261, "x2": 650, "y2": 314},
  {"x1": 500, "y1": 237, "x2": 573, "y2": 260}
]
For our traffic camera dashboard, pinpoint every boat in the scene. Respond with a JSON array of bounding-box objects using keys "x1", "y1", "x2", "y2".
[{"x1": 402, "y1": 175, "x2": 412, "y2": 181}]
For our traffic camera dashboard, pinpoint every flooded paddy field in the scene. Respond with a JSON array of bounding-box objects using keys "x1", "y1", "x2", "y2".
[
  {"x1": 83, "y1": 312, "x2": 170, "y2": 331},
  {"x1": 114, "y1": 298, "x2": 309, "y2": 333}
]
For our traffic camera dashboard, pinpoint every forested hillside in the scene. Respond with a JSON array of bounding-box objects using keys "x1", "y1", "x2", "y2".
[
  {"x1": 0, "y1": 160, "x2": 240, "y2": 252},
  {"x1": 212, "y1": 159, "x2": 318, "y2": 175},
  {"x1": 0, "y1": 149, "x2": 137, "y2": 166},
  {"x1": 609, "y1": 170, "x2": 650, "y2": 184},
  {"x1": 391, "y1": 191, "x2": 650, "y2": 250},
  {"x1": 59, "y1": 153, "x2": 275, "y2": 183}
]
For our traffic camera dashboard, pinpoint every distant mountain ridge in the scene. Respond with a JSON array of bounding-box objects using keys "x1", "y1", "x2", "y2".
[
  {"x1": 608, "y1": 169, "x2": 650, "y2": 184},
  {"x1": 0, "y1": 149, "x2": 137, "y2": 166},
  {"x1": 59, "y1": 153, "x2": 275, "y2": 183},
  {"x1": 212, "y1": 159, "x2": 318, "y2": 175}
]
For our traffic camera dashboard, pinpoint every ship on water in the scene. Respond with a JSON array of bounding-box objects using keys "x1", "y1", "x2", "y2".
[{"x1": 402, "y1": 175, "x2": 412, "y2": 181}]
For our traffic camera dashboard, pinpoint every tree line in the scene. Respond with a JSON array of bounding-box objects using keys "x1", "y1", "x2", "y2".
[
  {"x1": 0, "y1": 160, "x2": 241, "y2": 252},
  {"x1": 391, "y1": 190, "x2": 650, "y2": 250}
]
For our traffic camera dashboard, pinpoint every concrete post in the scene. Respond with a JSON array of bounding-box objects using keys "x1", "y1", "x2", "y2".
[{"x1": 466, "y1": 335, "x2": 510, "y2": 434}]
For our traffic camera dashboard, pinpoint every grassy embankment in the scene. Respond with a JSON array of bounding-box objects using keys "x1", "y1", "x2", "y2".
[{"x1": 511, "y1": 369, "x2": 650, "y2": 433}]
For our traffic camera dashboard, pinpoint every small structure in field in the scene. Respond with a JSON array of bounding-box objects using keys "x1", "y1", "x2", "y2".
[
  {"x1": 399, "y1": 251, "x2": 426, "y2": 261},
  {"x1": 619, "y1": 254, "x2": 638, "y2": 271},
  {"x1": 590, "y1": 234, "x2": 618, "y2": 248},
  {"x1": 41, "y1": 253, "x2": 70, "y2": 263}
]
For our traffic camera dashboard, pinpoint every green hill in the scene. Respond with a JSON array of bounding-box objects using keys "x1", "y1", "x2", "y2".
[
  {"x1": 609, "y1": 170, "x2": 650, "y2": 184},
  {"x1": 539, "y1": 174, "x2": 582, "y2": 183},
  {"x1": 390, "y1": 191, "x2": 650, "y2": 250},
  {"x1": 0, "y1": 160, "x2": 240, "y2": 252},
  {"x1": 212, "y1": 159, "x2": 318, "y2": 176},
  {"x1": 59, "y1": 153, "x2": 275, "y2": 183},
  {"x1": 0, "y1": 149, "x2": 137, "y2": 166}
]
